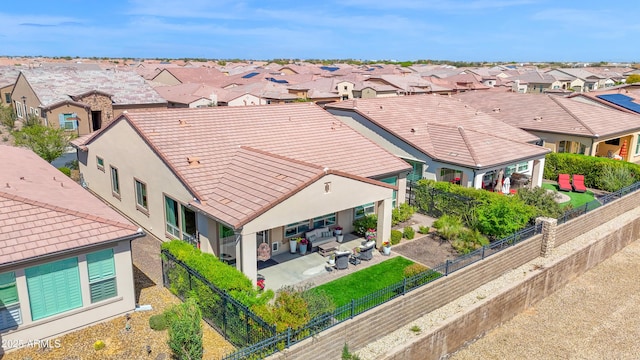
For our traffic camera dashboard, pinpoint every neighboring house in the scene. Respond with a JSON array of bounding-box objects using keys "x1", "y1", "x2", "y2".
[
  {"x1": 0, "y1": 145, "x2": 143, "y2": 351},
  {"x1": 569, "y1": 83, "x2": 640, "y2": 115},
  {"x1": 455, "y1": 91, "x2": 640, "y2": 162},
  {"x1": 71, "y1": 104, "x2": 411, "y2": 282},
  {"x1": 325, "y1": 95, "x2": 549, "y2": 192},
  {"x1": 286, "y1": 77, "x2": 349, "y2": 104},
  {"x1": 11, "y1": 68, "x2": 166, "y2": 135},
  {"x1": 545, "y1": 68, "x2": 605, "y2": 92},
  {"x1": 154, "y1": 83, "x2": 220, "y2": 108},
  {"x1": 509, "y1": 71, "x2": 563, "y2": 94},
  {"x1": 150, "y1": 67, "x2": 226, "y2": 86},
  {"x1": 353, "y1": 82, "x2": 399, "y2": 98},
  {"x1": 0, "y1": 67, "x2": 20, "y2": 107}
]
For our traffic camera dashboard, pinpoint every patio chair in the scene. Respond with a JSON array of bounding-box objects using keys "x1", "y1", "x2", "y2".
[
  {"x1": 358, "y1": 241, "x2": 376, "y2": 261},
  {"x1": 334, "y1": 250, "x2": 351, "y2": 270},
  {"x1": 557, "y1": 173, "x2": 572, "y2": 192},
  {"x1": 572, "y1": 174, "x2": 587, "y2": 193}
]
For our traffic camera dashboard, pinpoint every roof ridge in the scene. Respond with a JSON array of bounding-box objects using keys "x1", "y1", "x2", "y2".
[
  {"x1": 457, "y1": 126, "x2": 481, "y2": 166},
  {"x1": 0, "y1": 190, "x2": 138, "y2": 232},
  {"x1": 548, "y1": 95, "x2": 599, "y2": 137},
  {"x1": 239, "y1": 146, "x2": 325, "y2": 171}
]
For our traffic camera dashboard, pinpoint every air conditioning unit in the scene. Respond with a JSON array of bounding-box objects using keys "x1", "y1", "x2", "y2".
[{"x1": 272, "y1": 242, "x2": 280, "y2": 252}]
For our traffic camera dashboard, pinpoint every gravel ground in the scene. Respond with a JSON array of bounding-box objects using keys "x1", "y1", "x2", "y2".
[{"x1": 355, "y1": 204, "x2": 640, "y2": 360}]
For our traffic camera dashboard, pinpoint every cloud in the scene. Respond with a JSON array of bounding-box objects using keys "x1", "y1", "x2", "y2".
[{"x1": 339, "y1": 0, "x2": 537, "y2": 11}]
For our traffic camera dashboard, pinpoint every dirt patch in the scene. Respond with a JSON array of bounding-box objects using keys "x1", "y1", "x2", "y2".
[{"x1": 393, "y1": 234, "x2": 458, "y2": 267}]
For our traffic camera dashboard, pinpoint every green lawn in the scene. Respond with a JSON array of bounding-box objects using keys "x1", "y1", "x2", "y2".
[
  {"x1": 310, "y1": 257, "x2": 415, "y2": 307},
  {"x1": 542, "y1": 183, "x2": 598, "y2": 209}
]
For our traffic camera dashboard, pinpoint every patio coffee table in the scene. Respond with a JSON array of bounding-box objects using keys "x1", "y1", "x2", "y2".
[{"x1": 318, "y1": 241, "x2": 340, "y2": 256}]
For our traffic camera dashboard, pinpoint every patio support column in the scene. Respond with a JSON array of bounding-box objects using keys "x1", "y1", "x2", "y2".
[
  {"x1": 376, "y1": 197, "x2": 392, "y2": 247},
  {"x1": 530, "y1": 158, "x2": 545, "y2": 188},
  {"x1": 240, "y1": 231, "x2": 258, "y2": 283},
  {"x1": 473, "y1": 171, "x2": 485, "y2": 190},
  {"x1": 537, "y1": 217, "x2": 557, "y2": 258}
]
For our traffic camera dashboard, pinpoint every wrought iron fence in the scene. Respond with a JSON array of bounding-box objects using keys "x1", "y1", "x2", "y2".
[{"x1": 161, "y1": 250, "x2": 276, "y2": 348}]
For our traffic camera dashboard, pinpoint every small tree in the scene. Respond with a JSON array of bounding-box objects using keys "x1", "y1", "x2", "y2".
[
  {"x1": 0, "y1": 104, "x2": 16, "y2": 129},
  {"x1": 166, "y1": 298, "x2": 203, "y2": 360},
  {"x1": 626, "y1": 74, "x2": 640, "y2": 84},
  {"x1": 12, "y1": 124, "x2": 75, "y2": 163}
]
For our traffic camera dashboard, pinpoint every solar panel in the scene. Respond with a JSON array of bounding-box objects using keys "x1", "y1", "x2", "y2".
[
  {"x1": 242, "y1": 72, "x2": 259, "y2": 79},
  {"x1": 267, "y1": 78, "x2": 288, "y2": 84},
  {"x1": 596, "y1": 94, "x2": 640, "y2": 114},
  {"x1": 320, "y1": 66, "x2": 339, "y2": 72}
]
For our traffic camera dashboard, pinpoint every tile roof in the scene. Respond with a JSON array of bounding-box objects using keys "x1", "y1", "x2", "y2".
[
  {"x1": 0, "y1": 145, "x2": 141, "y2": 266},
  {"x1": 153, "y1": 83, "x2": 220, "y2": 105},
  {"x1": 157, "y1": 67, "x2": 226, "y2": 85},
  {"x1": 80, "y1": 104, "x2": 410, "y2": 228},
  {"x1": 325, "y1": 95, "x2": 548, "y2": 168},
  {"x1": 21, "y1": 68, "x2": 167, "y2": 107},
  {"x1": 0, "y1": 66, "x2": 21, "y2": 88},
  {"x1": 455, "y1": 91, "x2": 640, "y2": 138}
]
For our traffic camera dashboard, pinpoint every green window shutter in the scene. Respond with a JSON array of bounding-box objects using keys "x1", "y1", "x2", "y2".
[
  {"x1": 0, "y1": 272, "x2": 18, "y2": 305},
  {"x1": 86, "y1": 249, "x2": 117, "y2": 303},
  {"x1": 26, "y1": 258, "x2": 82, "y2": 321}
]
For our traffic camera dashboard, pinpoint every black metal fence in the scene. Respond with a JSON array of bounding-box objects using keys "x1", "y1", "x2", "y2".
[{"x1": 161, "y1": 250, "x2": 276, "y2": 348}]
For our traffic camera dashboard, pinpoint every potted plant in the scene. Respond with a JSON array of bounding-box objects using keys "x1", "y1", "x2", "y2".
[
  {"x1": 290, "y1": 237, "x2": 301, "y2": 253},
  {"x1": 327, "y1": 253, "x2": 336, "y2": 266},
  {"x1": 334, "y1": 225, "x2": 343, "y2": 236},
  {"x1": 365, "y1": 228, "x2": 376, "y2": 245},
  {"x1": 298, "y1": 238, "x2": 309, "y2": 255},
  {"x1": 381, "y1": 241, "x2": 391, "y2": 255}
]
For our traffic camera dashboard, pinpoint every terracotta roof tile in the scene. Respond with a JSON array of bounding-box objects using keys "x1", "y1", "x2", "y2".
[
  {"x1": 326, "y1": 95, "x2": 548, "y2": 168},
  {"x1": 0, "y1": 145, "x2": 142, "y2": 266}
]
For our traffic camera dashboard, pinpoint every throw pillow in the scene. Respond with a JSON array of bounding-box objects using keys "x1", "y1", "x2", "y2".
[
  {"x1": 321, "y1": 231, "x2": 332, "y2": 238},
  {"x1": 307, "y1": 234, "x2": 317, "y2": 243}
]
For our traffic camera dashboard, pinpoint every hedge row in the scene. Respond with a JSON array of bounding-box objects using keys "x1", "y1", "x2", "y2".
[{"x1": 544, "y1": 152, "x2": 640, "y2": 190}]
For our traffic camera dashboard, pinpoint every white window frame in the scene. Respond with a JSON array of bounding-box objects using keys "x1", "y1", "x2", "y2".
[
  {"x1": 110, "y1": 166, "x2": 120, "y2": 198},
  {"x1": 134, "y1": 178, "x2": 148, "y2": 212},
  {"x1": 354, "y1": 202, "x2": 375, "y2": 219}
]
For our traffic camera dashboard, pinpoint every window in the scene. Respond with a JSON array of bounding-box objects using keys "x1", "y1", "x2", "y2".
[
  {"x1": 15, "y1": 100, "x2": 23, "y2": 118},
  {"x1": 559, "y1": 141, "x2": 586, "y2": 155},
  {"x1": 313, "y1": 213, "x2": 336, "y2": 229},
  {"x1": 605, "y1": 138, "x2": 620, "y2": 146},
  {"x1": 134, "y1": 179, "x2": 148, "y2": 211},
  {"x1": 110, "y1": 166, "x2": 120, "y2": 197},
  {"x1": 26, "y1": 258, "x2": 82, "y2": 320},
  {"x1": 506, "y1": 162, "x2": 530, "y2": 177},
  {"x1": 86, "y1": 249, "x2": 117, "y2": 303},
  {"x1": 406, "y1": 160, "x2": 423, "y2": 182},
  {"x1": 96, "y1": 156, "x2": 104, "y2": 171},
  {"x1": 4, "y1": 93, "x2": 10, "y2": 104},
  {"x1": 636, "y1": 136, "x2": 640, "y2": 155},
  {"x1": 354, "y1": 202, "x2": 375, "y2": 219},
  {"x1": 58, "y1": 113, "x2": 78, "y2": 130},
  {"x1": 165, "y1": 196, "x2": 180, "y2": 238},
  {"x1": 0, "y1": 272, "x2": 21, "y2": 330},
  {"x1": 285, "y1": 220, "x2": 310, "y2": 238},
  {"x1": 380, "y1": 176, "x2": 398, "y2": 208}
]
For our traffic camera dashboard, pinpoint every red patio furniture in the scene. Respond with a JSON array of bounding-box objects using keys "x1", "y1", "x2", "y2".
[
  {"x1": 558, "y1": 174, "x2": 572, "y2": 192},
  {"x1": 572, "y1": 174, "x2": 587, "y2": 193}
]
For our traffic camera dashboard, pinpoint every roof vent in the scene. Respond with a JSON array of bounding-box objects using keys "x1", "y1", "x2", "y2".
[
  {"x1": 187, "y1": 157, "x2": 201, "y2": 166},
  {"x1": 179, "y1": 119, "x2": 188, "y2": 126},
  {"x1": 410, "y1": 128, "x2": 416, "y2": 133},
  {"x1": 493, "y1": 108, "x2": 500, "y2": 113},
  {"x1": 379, "y1": 105, "x2": 383, "y2": 110},
  {"x1": 533, "y1": 116, "x2": 543, "y2": 121}
]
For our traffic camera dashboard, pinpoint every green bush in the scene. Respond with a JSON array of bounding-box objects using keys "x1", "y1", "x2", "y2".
[
  {"x1": 475, "y1": 196, "x2": 534, "y2": 240},
  {"x1": 57, "y1": 166, "x2": 71, "y2": 177},
  {"x1": 166, "y1": 298, "x2": 203, "y2": 360},
  {"x1": 252, "y1": 286, "x2": 310, "y2": 333},
  {"x1": 390, "y1": 230, "x2": 402, "y2": 245},
  {"x1": 418, "y1": 226, "x2": 430, "y2": 234},
  {"x1": 516, "y1": 186, "x2": 563, "y2": 219},
  {"x1": 403, "y1": 226, "x2": 415, "y2": 240},
  {"x1": 600, "y1": 164, "x2": 636, "y2": 192},
  {"x1": 452, "y1": 228, "x2": 489, "y2": 254},
  {"x1": 432, "y1": 215, "x2": 464, "y2": 241},
  {"x1": 352, "y1": 214, "x2": 377, "y2": 237},
  {"x1": 149, "y1": 313, "x2": 169, "y2": 331},
  {"x1": 392, "y1": 203, "x2": 415, "y2": 226}
]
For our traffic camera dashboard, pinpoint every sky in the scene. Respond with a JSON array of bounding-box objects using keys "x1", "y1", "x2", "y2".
[{"x1": 1, "y1": 0, "x2": 639, "y2": 63}]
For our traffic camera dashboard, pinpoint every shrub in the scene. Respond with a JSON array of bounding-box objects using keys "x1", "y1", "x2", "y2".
[
  {"x1": 251, "y1": 286, "x2": 310, "y2": 332},
  {"x1": 352, "y1": 214, "x2": 377, "y2": 237},
  {"x1": 149, "y1": 313, "x2": 169, "y2": 331},
  {"x1": 403, "y1": 226, "x2": 415, "y2": 240},
  {"x1": 57, "y1": 166, "x2": 71, "y2": 177},
  {"x1": 298, "y1": 284, "x2": 335, "y2": 319},
  {"x1": 390, "y1": 230, "x2": 402, "y2": 245},
  {"x1": 544, "y1": 152, "x2": 640, "y2": 190},
  {"x1": 392, "y1": 203, "x2": 415, "y2": 225},
  {"x1": 600, "y1": 164, "x2": 636, "y2": 192},
  {"x1": 166, "y1": 298, "x2": 203, "y2": 360},
  {"x1": 418, "y1": 225, "x2": 430, "y2": 234},
  {"x1": 475, "y1": 196, "x2": 534, "y2": 240},
  {"x1": 432, "y1": 215, "x2": 464, "y2": 241},
  {"x1": 403, "y1": 263, "x2": 428, "y2": 277},
  {"x1": 452, "y1": 228, "x2": 489, "y2": 254},
  {"x1": 516, "y1": 186, "x2": 563, "y2": 219}
]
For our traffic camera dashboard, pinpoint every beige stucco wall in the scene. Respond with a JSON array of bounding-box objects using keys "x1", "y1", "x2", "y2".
[
  {"x1": 44, "y1": 103, "x2": 91, "y2": 135},
  {"x1": 152, "y1": 70, "x2": 181, "y2": 85},
  {"x1": 10, "y1": 75, "x2": 38, "y2": 123},
  {"x1": 1, "y1": 240, "x2": 135, "y2": 350},
  {"x1": 79, "y1": 118, "x2": 194, "y2": 241},
  {"x1": 1, "y1": 84, "x2": 13, "y2": 106},
  {"x1": 227, "y1": 94, "x2": 264, "y2": 106}
]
